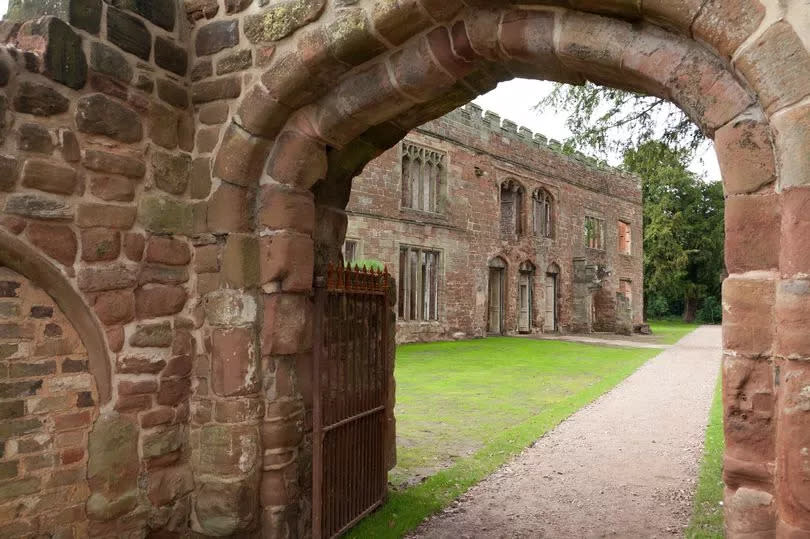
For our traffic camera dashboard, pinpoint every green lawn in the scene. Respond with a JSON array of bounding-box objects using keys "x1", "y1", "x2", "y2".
[
  {"x1": 648, "y1": 319, "x2": 701, "y2": 345},
  {"x1": 685, "y1": 374, "x2": 725, "y2": 538},
  {"x1": 347, "y1": 337, "x2": 661, "y2": 538}
]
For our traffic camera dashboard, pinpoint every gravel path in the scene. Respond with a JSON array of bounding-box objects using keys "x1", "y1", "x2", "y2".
[{"x1": 411, "y1": 326, "x2": 722, "y2": 539}]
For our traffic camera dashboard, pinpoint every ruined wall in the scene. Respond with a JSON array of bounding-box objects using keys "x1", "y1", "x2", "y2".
[
  {"x1": 346, "y1": 104, "x2": 644, "y2": 342},
  {"x1": 0, "y1": 266, "x2": 98, "y2": 538}
]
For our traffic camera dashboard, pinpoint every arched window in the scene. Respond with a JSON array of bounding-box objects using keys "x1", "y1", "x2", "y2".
[
  {"x1": 500, "y1": 179, "x2": 524, "y2": 238},
  {"x1": 401, "y1": 141, "x2": 445, "y2": 213},
  {"x1": 533, "y1": 188, "x2": 553, "y2": 238}
]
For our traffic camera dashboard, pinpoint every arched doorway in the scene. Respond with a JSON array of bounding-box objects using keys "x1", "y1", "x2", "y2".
[
  {"x1": 487, "y1": 257, "x2": 508, "y2": 335},
  {"x1": 518, "y1": 261, "x2": 536, "y2": 333},
  {"x1": 204, "y1": 1, "x2": 809, "y2": 536},
  {"x1": 545, "y1": 263, "x2": 561, "y2": 333}
]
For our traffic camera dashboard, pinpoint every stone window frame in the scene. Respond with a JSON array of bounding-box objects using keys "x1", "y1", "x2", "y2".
[
  {"x1": 342, "y1": 238, "x2": 361, "y2": 264},
  {"x1": 617, "y1": 219, "x2": 633, "y2": 256},
  {"x1": 499, "y1": 178, "x2": 526, "y2": 239},
  {"x1": 532, "y1": 187, "x2": 555, "y2": 239},
  {"x1": 397, "y1": 243, "x2": 443, "y2": 323},
  {"x1": 584, "y1": 213, "x2": 606, "y2": 251},
  {"x1": 398, "y1": 139, "x2": 448, "y2": 216}
]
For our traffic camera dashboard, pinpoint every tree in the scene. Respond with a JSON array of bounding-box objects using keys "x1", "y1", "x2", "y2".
[
  {"x1": 538, "y1": 82, "x2": 705, "y2": 163},
  {"x1": 623, "y1": 142, "x2": 725, "y2": 321}
]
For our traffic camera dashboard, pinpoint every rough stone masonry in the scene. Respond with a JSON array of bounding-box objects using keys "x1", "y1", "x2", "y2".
[{"x1": 0, "y1": 0, "x2": 805, "y2": 538}]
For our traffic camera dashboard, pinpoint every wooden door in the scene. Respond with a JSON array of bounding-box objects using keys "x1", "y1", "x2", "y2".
[
  {"x1": 518, "y1": 274, "x2": 531, "y2": 333},
  {"x1": 544, "y1": 273, "x2": 556, "y2": 332},
  {"x1": 488, "y1": 268, "x2": 503, "y2": 334}
]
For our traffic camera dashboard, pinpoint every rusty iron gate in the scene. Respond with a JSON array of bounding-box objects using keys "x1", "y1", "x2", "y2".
[{"x1": 312, "y1": 264, "x2": 391, "y2": 538}]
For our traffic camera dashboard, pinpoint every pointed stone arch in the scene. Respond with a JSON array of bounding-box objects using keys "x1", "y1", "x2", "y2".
[{"x1": 0, "y1": 230, "x2": 110, "y2": 403}]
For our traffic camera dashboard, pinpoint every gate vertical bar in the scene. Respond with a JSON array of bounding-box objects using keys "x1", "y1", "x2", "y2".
[{"x1": 312, "y1": 274, "x2": 326, "y2": 539}]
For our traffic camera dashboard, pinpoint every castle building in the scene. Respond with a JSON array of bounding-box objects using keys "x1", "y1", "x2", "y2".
[{"x1": 344, "y1": 105, "x2": 645, "y2": 343}]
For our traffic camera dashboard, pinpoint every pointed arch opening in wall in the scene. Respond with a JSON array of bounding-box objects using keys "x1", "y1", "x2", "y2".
[
  {"x1": 221, "y1": 1, "x2": 808, "y2": 534},
  {"x1": 545, "y1": 263, "x2": 561, "y2": 333},
  {"x1": 518, "y1": 261, "x2": 536, "y2": 333},
  {"x1": 500, "y1": 179, "x2": 525, "y2": 239},
  {"x1": 532, "y1": 189, "x2": 554, "y2": 239},
  {"x1": 487, "y1": 256, "x2": 508, "y2": 335},
  {"x1": 0, "y1": 230, "x2": 111, "y2": 403}
]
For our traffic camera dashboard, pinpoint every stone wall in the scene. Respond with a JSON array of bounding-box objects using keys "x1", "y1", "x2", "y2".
[
  {"x1": 346, "y1": 104, "x2": 644, "y2": 343},
  {"x1": 0, "y1": 265, "x2": 97, "y2": 538}
]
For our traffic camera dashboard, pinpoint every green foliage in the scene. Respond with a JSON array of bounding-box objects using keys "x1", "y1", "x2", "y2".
[
  {"x1": 646, "y1": 295, "x2": 670, "y2": 319},
  {"x1": 538, "y1": 84, "x2": 726, "y2": 319},
  {"x1": 347, "y1": 259, "x2": 385, "y2": 271},
  {"x1": 623, "y1": 141, "x2": 725, "y2": 318},
  {"x1": 348, "y1": 337, "x2": 661, "y2": 538},
  {"x1": 696, "y1": 297, "x2": 722, "y2": 325},
  {"x1": 537, "y1": 82, "x2": 704, "y2": 162},
  {"x1": 685, "y1": 375, "x2": 725, "y2": 538}
]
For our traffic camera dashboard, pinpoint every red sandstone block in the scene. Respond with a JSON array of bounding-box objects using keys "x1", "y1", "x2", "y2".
[
  {"x1": 261, "y1": 417, "x2": 303, "y2": 450},
  {"x1": 76, "y1": 203, "x2": 137, "y2": 229},
  {"x1": 222, "y1": 234, "x2": 260, "y2": 288},
  {"x1": 262, "y1": 293, "x2": 311, "y2": 356},
  {"x1": 213, "y1": 123, "x2": 271, "y2": 187},
  {"x1": 235, "y1": 83, "x2": 292, "y2": 139},
  {"x1": 775, "y1": 360, "x2": 810, "y2": 528},
  {"x1": 123, "y1": 232, "x2": 145, "y2": 262},
  {"x1": 106, "y1": 326, "x2": 124, "y2": 352},
  {"x1": 735, "y1": 21, "x2": 810, "y2": 114},
  {"x1": 620, "y1": 27, "x2": 690, "y2": 99},
  {"x1": 775, "y1": 280, "x2": 810, "y2": 359},
  {"x1": 207, "y1": 182, "x2": 254, "y2": 233},
  {"x1": 194, "y1": 244, "x2": 220, "y2": 273},
  {"x1": 715, "y1": 114, "x2": 776, "y2": 195},
  {"x1": 692, "y1": 0, "x2": 765, "y2": 58},
  {"x1": 772, "y1": 102, "x2": 810, "y2": 190},
  {"x1": 259, "y1": 466, "x2": 298, "y2": 507},
  {"x1": 145, "y1": 237, "x2": 191, "y2": 266},
  {"x1": 135, "y1": 285, "x2": 187, "y2": 319},
  {"x1": 723, "y1": 355, "x2": 775, "y2": 463},
  {"x1": 157, "y1": 377, "x2": 191, "y2": 406},
  {"x1": 118, "y1": 379, "x2": 158, "y2": 395},
  {"x1": 26, "y1": 222, "x2": 77, "y2": 266},
  {"x1": 61, "y1": 447, "x2": 84, "y2": 465},
  {"x1": 81, "y1": 228, "x2": 121, "y2": 262},
  {"x1": 371, "y1": 0, "x2": 429, "y2": 46},
  {"x1": 115, "y1": 393, "x2": 152, "y2": 413},
  {"x1": 258, "y1": 184, "x2": 314, "y2": 234},
  {"x1": 90, "y1": 176, "x2": 136, "y2": 202},
  {"x1": 172, "y1": 330, "x2": 194, "y2": 357},
  {"x1": 93, "y1": 289, "x2": 135, "y2": 326},
  {"x1": 211, "y1": 327, "x2": 259, "y2": 397},
  {"x1": 725, "y1": 486, "x2": 776, "y2": 535},
  {"x1": 725, "y1": 194, "x2": 780, "y2": 273},
  {"x1": 388, "y1": 39, "x2": 454, "y2": 104},
  {"x1": 642, "y1": 0, "x2": 704, "y2": 33},
  {"x1": 53, "y1": 410, "x2": 92, "y2": 431},
  {"x1": 265, "y1": 129, "x2": 327, "y2": 190},
  {"x1": 781, "y1": 187, "x2": 810, "y2": 275},
  {"x1": 140, "y1": 406, "x2": 174, "y2": 428},
  {"x1": 259, "y1": 233, "x2": 314, "y2": 292},
  {"x1": 722, "y1": 277, "x2": 775, "y2": 357}
]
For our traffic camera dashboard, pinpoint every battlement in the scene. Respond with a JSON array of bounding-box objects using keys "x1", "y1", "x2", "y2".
[{"x1": 442, "y1": 103, "x2": 642, "y2": 188}]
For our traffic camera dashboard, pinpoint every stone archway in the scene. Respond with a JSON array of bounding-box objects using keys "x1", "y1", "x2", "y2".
[
  {"x1": 211, "y1": 4, "x2": 803, "y2": 536},
  {"x1": 0, "y1": 0, "x2": 805, "y2": 536}
]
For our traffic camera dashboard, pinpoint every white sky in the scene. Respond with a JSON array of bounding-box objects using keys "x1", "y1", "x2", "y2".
[
  {"x1": 473, "y1": 78, "x2": 722, "y2": 181},
  {"x1": 0, "y1": 2, "x2": 718, "y2": 180}
]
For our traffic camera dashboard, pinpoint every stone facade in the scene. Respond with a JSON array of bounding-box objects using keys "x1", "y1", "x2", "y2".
[
  {"x1": 346, "y1": 105, "x2": 643, "y2": 343},
  {"x1": 0, "y1": 0, "x2": 803, "y2": 537}
]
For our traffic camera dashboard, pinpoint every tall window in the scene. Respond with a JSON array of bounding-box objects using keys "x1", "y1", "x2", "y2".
[
  {"x1": 398, "y1": 246, "x2": 440, "y2": 321},
  {"x1": 533, "y1": 189, "x2": 553, "y2": 238},
  {"x1": 343, "y1": 240, "x2": 358, "y2": 264},
  {"x1": 500, "y1": 179, "x2": 524, "y2": 238},
  {"x1": 401, "y1": 142, "x2": 445, "y2": 213},
  {"x1": 584, "y1": 215, "x2": 605, "y2": 250},
  {"x1": 618, "y1": 221, "x2": 632, "y2": 255}
]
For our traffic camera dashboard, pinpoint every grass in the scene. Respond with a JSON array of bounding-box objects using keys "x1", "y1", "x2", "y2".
[
  {"x1": 685, "y1": 374, "x2": 725, "y2": 538},
  {"x1": 648, "y1": 319, "x2": 701, "y2": 345},
  {"x1": 347, "y1": 337, "x2": 662, "y2": 538}
]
